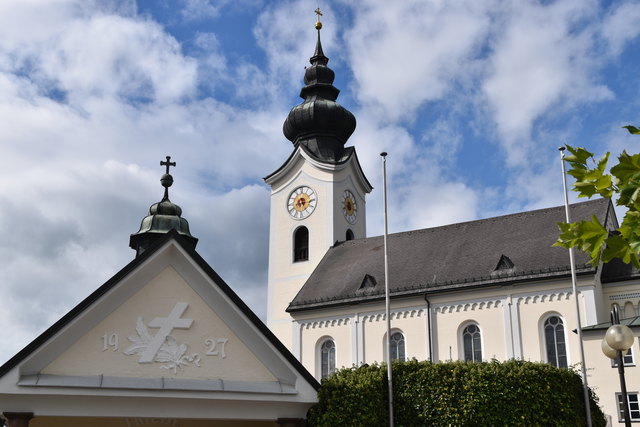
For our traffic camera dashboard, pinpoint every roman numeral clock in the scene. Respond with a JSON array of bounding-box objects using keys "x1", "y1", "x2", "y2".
[
  {"x1": 287, "y1": 186, "x2": 317, "y2": 219},
  {"x1": 341, "y1": 189, "x2": 357, "y2": 224}
]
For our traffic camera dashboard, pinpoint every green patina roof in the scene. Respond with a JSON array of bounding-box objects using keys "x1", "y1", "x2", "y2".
[{"x1": 129, "y1": 156, "x2": 197, "y2": 256}]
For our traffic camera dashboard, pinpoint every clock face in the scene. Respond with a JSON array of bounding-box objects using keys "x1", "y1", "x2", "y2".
[
  {"x1": 288, "y1": 186, "x2": 317, "y2": 219},
  {"x1": 341, "y1": 190, "x2": 357, "y2": 224}
]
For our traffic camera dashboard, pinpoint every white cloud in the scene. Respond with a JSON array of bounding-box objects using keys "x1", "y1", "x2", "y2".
[
  {"x1": 601, "y1": 1, "x2": 640, "y2": 56},
  {"x1": 344, "y1": 0, "x2": 493, "y2": 124},
  {"x1": 0, "y1": 0, "x2": 283, "y2": 365},
  {"x1": 254, "y1": 0, "x2": 339, "y2": 98},
  {"x1": 181, "y1": 0, "x2": 228, "y2": 20},
  {"x1": 482, "y1": 0, "x2": 612, "y2": 165}
]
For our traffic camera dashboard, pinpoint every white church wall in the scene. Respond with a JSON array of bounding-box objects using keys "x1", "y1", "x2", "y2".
[
  {"x1": 298, "y1": 316, "x2": 353, "y2": 378},
  {"x1": 516, "y1": 293, "x2": 576, "y2": 364},
  {"x1": 433, "y1": 299, "x2": 505, "y2": 362}
]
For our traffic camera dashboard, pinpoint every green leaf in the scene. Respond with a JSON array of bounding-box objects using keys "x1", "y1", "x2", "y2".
[
  {"x1": 554, "y1": 216, "x2": 608, "y2": 265},
  {"x1": 623, "y1": 125, "x2": 640, "y2": 135},
  {"x1": 611, "y1": 151, "x2": 640, "y2": 184},
  {"x1": 564, "y1": 144, "x2": 594, "y2": 164},
  {"x1": 602, "y1": 235, "x2": 640, "y2": 269}
]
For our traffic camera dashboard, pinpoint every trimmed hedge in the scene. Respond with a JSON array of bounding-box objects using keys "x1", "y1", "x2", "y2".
[{"x1": 307, "y1": 359, "x2": 606, "y2": 426}]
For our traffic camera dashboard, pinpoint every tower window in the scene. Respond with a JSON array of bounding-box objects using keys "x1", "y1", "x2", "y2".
[
  {"x1": 293, "y1": 226, "x2": 309, "y2": 262},
  {"x1": 346, "y1": 229, "x2": 354, "y2": 241}
]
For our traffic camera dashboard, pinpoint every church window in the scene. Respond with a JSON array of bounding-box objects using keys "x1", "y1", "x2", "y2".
[
  {"x1": 293, "y1": 226, "x2": 309, "y2": 262},
  {"x1": 544, "y1": 315, "x2": 568, "y2": 368},
  {"x1": 320, "y1": 339, "x2": 336, "y2": 379},
  {"x1": 390, "y1": 331, "x2": 405, "y2": 362},
  {"x1": 462, "y1": 324, "x2": 482, "y2": 362},
  {"x1": 346, "y1": 229, "x2": 354, "y2": 241}
]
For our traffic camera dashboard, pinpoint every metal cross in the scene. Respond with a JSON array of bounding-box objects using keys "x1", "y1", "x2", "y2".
[
  {"x1": 139, "y1": 302, "x2": 194, "y2": 363},
  {"x1": 160, "y1": 156, "x2": 176, "y2": 174},
  {"x1": 315, "y1": 7, "x2": 322, "y2": 21}
]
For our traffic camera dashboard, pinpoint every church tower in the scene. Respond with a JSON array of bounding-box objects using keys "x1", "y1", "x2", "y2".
[{"x1": 264, "y1": 12, "x2": 372, "y2": 349}]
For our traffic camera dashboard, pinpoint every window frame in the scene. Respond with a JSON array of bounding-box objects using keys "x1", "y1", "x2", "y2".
[
  {"x1": 542, "y1": 314, "x2": 568, "y2": 368},
  {"x1": 292, "y1": 226, "x2": 309, "y2": 263},
  {"x1": 461, "y1": 323, "x2": 483, "y2": 362},
  {"x1": 318, "y1": 338, "x2": 336, "y2": 380},
  {"x1": 612, "y1": 347, "x2": 635, "y2": 368},
  {"x1": 346, "y1": 229, "x2": 354, "y2": 241},
  {"x1": 617, "y1": 392, "x2": 640, "y2": 423},
  {"x1": 389, "y1": 331, "x2": 406, "y2": 362}
]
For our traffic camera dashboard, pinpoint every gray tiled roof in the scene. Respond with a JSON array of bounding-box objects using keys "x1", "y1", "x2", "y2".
[{"x1": 288, "y1": 198, "x2": 613, "y2": 312}]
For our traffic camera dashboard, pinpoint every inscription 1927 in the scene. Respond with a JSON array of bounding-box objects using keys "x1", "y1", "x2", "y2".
[{"x1": 100, "y1": 302, "x2": 229, "y2": 375}]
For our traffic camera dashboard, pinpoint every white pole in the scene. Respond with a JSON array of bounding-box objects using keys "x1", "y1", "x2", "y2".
[
  {"x1": 381, "y1": 152, "x2": 394, "y2": 427},
  {"x1": 559, "y1": 147, "x2": 592, "y2": 427}
]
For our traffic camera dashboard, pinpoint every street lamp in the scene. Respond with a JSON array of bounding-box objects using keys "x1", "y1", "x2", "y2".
[{"x1": 602, "y1": 305, "x2": 635, "y2": 427}]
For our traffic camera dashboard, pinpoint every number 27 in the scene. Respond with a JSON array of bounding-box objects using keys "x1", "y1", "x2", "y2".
[{"x1": 205, "y1": 338, "x2": 228, "y2": 358}]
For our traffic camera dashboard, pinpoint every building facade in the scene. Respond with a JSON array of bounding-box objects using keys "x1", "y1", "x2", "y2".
[{"x1": 265, "y1": 20, "x2": 640, "y2": 425}]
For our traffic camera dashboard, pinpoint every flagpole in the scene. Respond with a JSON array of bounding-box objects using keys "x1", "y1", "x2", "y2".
[
  {"x1": 381, "y1": 151, "x2": 394, "y2": 427},
  {"x1": 559, "y1": 146, "x2": 592, "y2": 427}
]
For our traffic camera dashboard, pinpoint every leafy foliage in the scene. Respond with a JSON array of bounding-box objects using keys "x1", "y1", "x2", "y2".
[
  {"x1": 554, "y1": 126, "x2": 640, "y2": 268},
  {"x1": 307, "y1": 360, "x2": 605, "y2": 427}
]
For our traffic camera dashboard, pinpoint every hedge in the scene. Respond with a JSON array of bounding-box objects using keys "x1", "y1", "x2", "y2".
[{"x1": 307, "y1": 359, "x2": 606, "y2": 426}]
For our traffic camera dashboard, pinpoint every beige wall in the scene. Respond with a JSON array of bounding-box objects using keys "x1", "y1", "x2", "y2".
[
  {"x1": 294, "y1": 279, "x2": 599, "y2": 384},
  {"x1": 584, "y1": 331, "x2": 640, "y2": 425}
]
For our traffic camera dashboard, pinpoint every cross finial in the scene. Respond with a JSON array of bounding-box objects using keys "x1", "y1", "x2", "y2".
[
  {"x1": 160, "y1": 156, "x2": 176, "y2": 174},
  {"x1": 315, "y1": 8, "x2": 323, "y2": 30}
]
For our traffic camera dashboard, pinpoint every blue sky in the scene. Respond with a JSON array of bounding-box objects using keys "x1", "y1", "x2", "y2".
[{"x1": 0, "y1": 0, "x2": 639, "y2": 365}]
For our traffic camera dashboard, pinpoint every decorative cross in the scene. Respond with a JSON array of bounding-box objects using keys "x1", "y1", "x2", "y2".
[
  {"x1": 160, "y1": 156, "x2": 176, "y2": 174},
  {"x1": 315, "y1": 7, "x2": 322, "y2": 22},
  {"x1": 139, "y1": 302, "x2": 194, "y2": 363}
]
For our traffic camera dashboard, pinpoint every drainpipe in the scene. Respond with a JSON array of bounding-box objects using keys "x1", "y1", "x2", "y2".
[{"x1": 424, "y1": 295, "x2": 432, "y2": 362}]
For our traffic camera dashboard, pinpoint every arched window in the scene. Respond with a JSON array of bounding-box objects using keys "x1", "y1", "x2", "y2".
[
  {"x1": 390, "y1": 331, "x2": 406, "y2": 362},
  {"x1": 544, "y1": 315, "x2": 567, "y2": 368},
  {"x1": 462, "y1": 324, "x2": 482, "y2": 362},
  {"x1": 346, "y1": 229, "x2": 354, "y2": 241},
  {"x1": 320, "y1": 339, "x2": 336, "y2": 379},
  {"x1": 293, "y1": 226, "x2": 308, "y2": 262}
]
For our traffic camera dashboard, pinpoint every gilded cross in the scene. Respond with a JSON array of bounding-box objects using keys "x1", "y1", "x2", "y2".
[{"x1": 160, "y1": 156, "x2": 176, "y2": 174}]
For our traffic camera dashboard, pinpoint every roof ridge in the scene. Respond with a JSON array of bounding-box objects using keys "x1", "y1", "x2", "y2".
[{"x1": 381, "y1": 198, "x2": 609, "y2": 239}]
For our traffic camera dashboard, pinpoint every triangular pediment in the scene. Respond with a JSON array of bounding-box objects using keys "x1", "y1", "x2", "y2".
[
  {"x1": 0, "y1": 235, "x2": 318, "y2": 405},
  {"x1": 38, "y1": 265, "x2": 276, "y2": 384}
]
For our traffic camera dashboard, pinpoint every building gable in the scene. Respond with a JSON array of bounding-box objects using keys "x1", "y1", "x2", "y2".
[{"x1": 0, "y1": 232, "x2": 318, "y2": 421}]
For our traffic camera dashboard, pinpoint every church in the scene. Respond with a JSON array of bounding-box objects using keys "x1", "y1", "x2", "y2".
[
  {"x1": 2, "y1": 13, "x2": 640, "y2": 427},
  {"x1": 263, "y1": 16, "x2": 640, "y2": 426}
]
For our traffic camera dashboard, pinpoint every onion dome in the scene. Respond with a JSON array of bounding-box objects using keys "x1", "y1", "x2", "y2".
[
  {"x1": 282, "y1": 11, "x2": 356, "y2": 163},
  {"x1": 129, "y1": 156, "x2": 198, "y2": 256}
]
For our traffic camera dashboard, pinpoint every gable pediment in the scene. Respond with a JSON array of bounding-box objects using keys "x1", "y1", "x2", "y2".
[
  {"x1": 37, "y1": 266, "x2": 276, "y2": 384},
  {"x1": 1, "y1": 236, "x2": 318, "y2": 399}
]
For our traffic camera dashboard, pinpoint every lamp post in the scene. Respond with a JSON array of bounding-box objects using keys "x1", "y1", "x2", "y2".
[{"x1": 602, "y1": 305, "x2": 635, "y2": 427}]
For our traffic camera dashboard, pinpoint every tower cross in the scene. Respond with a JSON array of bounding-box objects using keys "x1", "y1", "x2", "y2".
[
  {"x1": 139, "y1": 302, "x2": 194, "y2": 363},
  {"x1": 161, "y1": 156, "x2": 176, "y2": 174}
]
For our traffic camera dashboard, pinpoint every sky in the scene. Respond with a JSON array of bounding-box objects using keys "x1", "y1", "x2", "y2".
[{"x1": 0, "y1": 0, "x2": 639, "y2": 366}]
